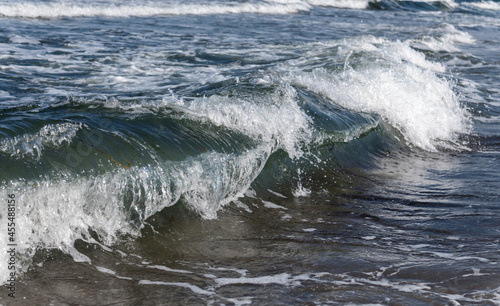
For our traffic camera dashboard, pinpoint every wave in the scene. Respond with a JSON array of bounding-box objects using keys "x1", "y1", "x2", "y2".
[
  {"x1": 0, "y1": 2, "x2": 310, "y2": 18},
  {"x1": 368, "y1": 0, "x2": 459, "y2": 11},
  {"x1": 0, "y1": 77, "x2": 385, "y2": 280},
  {"x1": 409, "y1": 23, "x2": 475, "y2": 52},
  {"x1": 304, "y1": 0, "x2": 370, "y2": 9},
  {"x1": 1, "y1": 0, "x2": 496, "y2": 18},
  {"x1": 281, "y1": 33, "x2": 471, "y2": 151},
  {"x1": 0, "y1": 146, "x2": 273, "y2": 280},
  {"x1": 0, "y1": 122, "x2": 82, "y2": 159},
  {"x1": 462, "y1": 1, "x2": 500, "y2": 11},
  {"x1": 0, "y1": 16, "x2": 476, "y2": 285},
  {"x1": 163, "y1": 85, "x2": 312, "y2": 159}
]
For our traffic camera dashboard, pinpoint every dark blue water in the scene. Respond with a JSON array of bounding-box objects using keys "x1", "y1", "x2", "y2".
[{"x1": 1, "y1": 0, "x2": 499, "y2": 304}]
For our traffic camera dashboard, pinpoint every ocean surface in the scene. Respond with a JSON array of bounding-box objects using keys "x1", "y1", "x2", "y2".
[{"x1": 0, "y1": 0, "x2": 499, "y2": 304}]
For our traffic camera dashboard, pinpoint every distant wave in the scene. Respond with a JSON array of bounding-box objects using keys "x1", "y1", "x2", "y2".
[
  {"x1": 368, "y1": 0, "x2": 459, "y2": 11},
  {"x1": 304, "y1": 0, "x2": 370, "y2": 9},
  {"x1": 1, "y1": 0, "x2": 485, "y2": 18},
  {"x1": 0, "y1": 2, "x2": 310, "y2": 18},
  {"x1": 283, "y1": 32, "x2": 471, "y2": 152}
]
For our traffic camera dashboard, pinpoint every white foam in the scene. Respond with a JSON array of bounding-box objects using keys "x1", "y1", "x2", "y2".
[
  {"x1": 139, "y1": 280, "x2": 214, "y2": 295},
  {"x1": 9, "y1": 35, "x2": 40, "y2": 45},
  {"x1": 0, "y1": 90, "x2": 13, "y2": 100},
  {"x1": 117, "y1": 275, "x2": 134, "y2": 280},
  {"x1": 261, "y1": 200, "x2": 288, "y2": 210},
  {"x1": 225, "y1": 297, "x2": 253, "y2": 306},
  {"x1": 267, "y1": 189, "x2": 287, "y2": 198},
  {"x1": 95, "y1": 265, "x2": 133, "y2": 280},
  {"x1": 208, "y1": 266, "x2": 247, "y2": 277},
  {"x1": 0, "y1": 201, "x2": 11, "y2": 287},
  {"x1": 233, "y1": 200, "x2": 253, "y2": 213},
  {"x1": 394, "y1": 0, "x2": 458, "y2": 8},
  {"x1": 67, "y1": 248, "x2": 92, "y2": 264},
  {"x1": 147, "y1": 264, "x2": 192, "y2": 274},
  {"x1": 95, "y1": 266, "x2": 116, "y2": 275},
  {"x1": 178, "y1": 148, "x2": 273, "y2": 218},
  {"x1": 431, "y1": 252, "x2": 490, "y2": 263},
  {"x1": 306, "y1": 0, "x2": 369, "y2": 9},
  {"x1": 286, "y1": 40, "x2": 471, "y2": 151},
  {"x1": 292, "y1": 181, "x2": 311, "y2": 197},
  {"x1": 464, "y1": 1, "x2": 500, "y2": 11},
  {"x1": 0, "y1": 2, "x2": 310, "y2": 18},
  {"x1": 439, "y1": 287, "x2": 500, "y2": 305},
  {"x1": 303, "y1": 228, "x2": 317, "y2": 232},
  {"x1": 0, "y1": 122, "x2": 81, "y2": 159},
  {"x1": 463, "y1": 268, "x2": 488, "y2": 277},
  {"x1": 387, "y1": 41, "x2": 445, "y2": 72},
  {"x1": 267, "y1": 0, "x2": 369, "y2": 9},
  {"x1": 214, "y1": 272, "x2": 312, "y2": 287},
  {"x1": 164, "y1": 84, "x2": 312, "y2": 159}
]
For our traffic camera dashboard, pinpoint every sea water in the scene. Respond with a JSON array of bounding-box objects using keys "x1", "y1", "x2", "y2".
[{"x1": 0, "y1": 0, "x2": 499, "y2": 304}]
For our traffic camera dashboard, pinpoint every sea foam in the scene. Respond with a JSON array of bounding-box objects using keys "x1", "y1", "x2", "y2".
[
  {"x1": 284, "y1": 36, "x2": 471, "y2": 151},
  {"x1": 0, "y1": 143, "x2": 273, "y2": 284},
  {"x1": 0, "y1": 2, "x2": 310, "y2": 18},
  {"x1": 305, "y1": 0, "x2": 369, "y2": 9},
  {"x1": 464, "y1": 1, "x2": 500, "y2": 11},
  {"x1": 0, "y1": 123, "x2": 82, "y2": 159}
]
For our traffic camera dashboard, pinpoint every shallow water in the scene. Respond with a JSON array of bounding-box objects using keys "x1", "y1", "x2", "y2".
[{"x1": 1, "y1": 0, "x2": 500, "y2": 305}]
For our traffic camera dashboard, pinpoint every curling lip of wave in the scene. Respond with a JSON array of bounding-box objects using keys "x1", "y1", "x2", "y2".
[
  {"x1": 0, "y1": 123, "x2": 81, "y2": 159},
  {"x1": 282, "y1": 34, "x2": 472, "y2": 152},
  {"x1": 304, "y1": 0, "x2": 369, "y2": 9}
]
